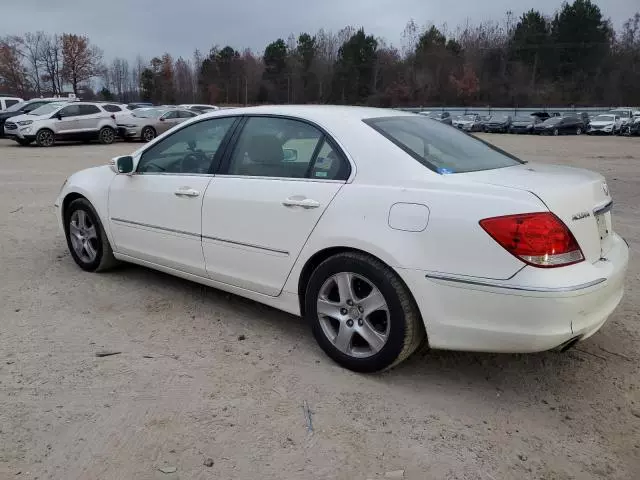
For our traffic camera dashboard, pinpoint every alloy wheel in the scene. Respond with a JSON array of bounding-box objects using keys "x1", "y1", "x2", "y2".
[
  {"x1": 69, "y1": 210, "x2": 99, "y2": 263},
  {"x1": 316, "y1": 272, "x2": 390, "y2": 358},
  {"x1": 37, "y1": 130, "x2": 54, "y2": 147},
  {"x1": 101, "y1": 128, "x2": 114, "y2": 144}
]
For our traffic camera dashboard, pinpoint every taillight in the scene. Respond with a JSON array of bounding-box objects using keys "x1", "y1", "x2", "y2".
[{"x1": 480, "y1": 212, "x2": 584, "y2": 268}]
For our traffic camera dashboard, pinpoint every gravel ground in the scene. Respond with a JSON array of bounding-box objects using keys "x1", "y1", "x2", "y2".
[{"x1": 0, "y1": 134, "x2": 638, "y2": 480}]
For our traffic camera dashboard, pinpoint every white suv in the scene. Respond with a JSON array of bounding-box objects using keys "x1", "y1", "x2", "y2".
[{"x1": 4, "y1": 102, "x2": 117, "y2": 147}]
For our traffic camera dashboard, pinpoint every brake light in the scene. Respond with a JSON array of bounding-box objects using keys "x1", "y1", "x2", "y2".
[{"x1": 480, "y1": 212, "x2": 584, "y2": 268}]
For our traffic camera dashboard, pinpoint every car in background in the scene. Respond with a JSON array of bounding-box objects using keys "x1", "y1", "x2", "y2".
[
  {"x1": 0, "y1": 98, "x2": 71, "y2": 137},
  {"x1": 509, "y1": 115, "x2": 541, "y2": 134},
  {"x1": 534, "y1": 115, "x2": 585, "y2": 135},
  {"x1": 0, "y1": 96, "x2": 23, "y2": 111},
  {"x1": 621, "y1": 113, "x2": 640, "y2": 136},
  {"x1": 4, "y1": 102, "x2": 117, "y2": 147},
  {"x1": 179, "y1": 104, "x2": 220, "y2": 113},
  {"x1": 422, "y1": 111, "x2": 453, "y2": 125},
  {"x1": 483, "y1": 114, "x2": 512, "y2": 133},
  {"x1": 55, "y1": 105, "x2": 628, "y2": 372},
  {"x1": 588, "y1": 114, "x2": 620, "y2": 135},
  {"x1": 453, "y1": 113, "x2": 483, "y2": 132},
  {"x1": 97, "y1": 103, "x2": 134, "y2": 123},
  {"x1": 117, "y1": 107, "x2": 198, "y2": 142},
  {"x1": 126, "y1": 102, "x2": 154, "y2": 111},
  {"x1": 609, "y1": 108, "x2": 634, "y2": 133}
]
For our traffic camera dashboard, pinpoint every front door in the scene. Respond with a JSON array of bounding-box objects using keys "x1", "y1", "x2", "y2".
[
  {"x1": 202, "y1": 116, "x2": 351, "y2": 296},
  {"x1": 54, "y1": 104, "x2": 82, "y2": 136},
  {"x1": 157, "y1": 110, "x2": 182, "y2": 134},
  {"x1": 108, "y1": 116, "x2": 238, "y2": 276}
]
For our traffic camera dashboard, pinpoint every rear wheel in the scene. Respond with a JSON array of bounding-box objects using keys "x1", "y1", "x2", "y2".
[
  {"x1": 99, "y1": 127, "x2": 115, "y2": 145},
  {"x1": 64, "y1": 198, "x2": 117, "y2": 272},
  {"x1": 553, "y1": 128, "x2": 560, "y2": 136},
  {"x1": 141, "y1": 126, "x2": 156, "y2": 142},
  {"x1": 35, "y1": 129, "x2": 55, "y2": 147},
  {"x1": 305, "y1": 252, "x2": 425, "y2": 372}
]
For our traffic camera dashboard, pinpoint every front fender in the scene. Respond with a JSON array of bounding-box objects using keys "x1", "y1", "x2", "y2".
[{"x1": 56, "y1": 165, "x2": 116, "y2": 244}]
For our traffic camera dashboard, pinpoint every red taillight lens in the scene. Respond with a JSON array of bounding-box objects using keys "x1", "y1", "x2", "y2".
[{"x1": 480, "y1": 212, "x2": 584, "y2": 268}]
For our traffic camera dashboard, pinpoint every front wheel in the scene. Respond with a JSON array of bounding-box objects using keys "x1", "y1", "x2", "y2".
[
  {"x1": 64, "y1": 198, "x2": 117, "y2": 272},
  {"x1": 305, "y1": 252, "x2": 425, "y2": 372},
  {"x1": 141, "y1": 126, "x2": 156, "y2": 142},
  {"x1": 99, "y1": 127, "x2": 115, "y2": 145},
  {"x1": 36, "y1": 129, "x2": 55, "y2": 147}
]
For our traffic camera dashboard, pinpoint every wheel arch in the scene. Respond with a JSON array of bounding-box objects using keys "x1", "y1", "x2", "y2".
[{"x1": 296, "y1": 246, "x2": 419, "y2": 320}]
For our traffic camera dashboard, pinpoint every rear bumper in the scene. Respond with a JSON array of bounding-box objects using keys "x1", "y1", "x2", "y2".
[
  {"x1": 396, "y1": 233, "x2": 629, "y2": 353},
  {"x1": 117, "y1": 126, "x2": 140, "y2": 138}
]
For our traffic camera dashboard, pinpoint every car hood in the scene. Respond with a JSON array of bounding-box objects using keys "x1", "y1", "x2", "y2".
[
  {"x1": 11, "y1": 112, "x2": 52, "y2": 122},
  {"x1": 590, "y1": 120, "x2": 615, "y2": 127},
  {"x1": 459, "y1": 163, "x2": 610, "y2": 264}
]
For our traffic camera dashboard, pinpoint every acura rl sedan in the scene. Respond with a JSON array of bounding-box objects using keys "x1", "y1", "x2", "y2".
[{"x1": 55, "y1": 106, "x2": 629, "y2": 372}]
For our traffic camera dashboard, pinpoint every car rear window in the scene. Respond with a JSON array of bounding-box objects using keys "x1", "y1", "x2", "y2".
[
  {"x1": 103, "y1": 104, "x2": 122, "y2": 112},
  {"x1": 364, "y1": 116, "x2": 523, "y2": 174}
]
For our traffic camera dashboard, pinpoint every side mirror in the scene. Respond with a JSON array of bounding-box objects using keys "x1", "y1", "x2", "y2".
[
  {"x1": 283, "y1": 148, "x2": 298, "y2": 162},
  {"x1": 159, "y1": 117, "x2": 166, "y2": 122},
  {"x1": 112, "y1": 156, "x2": 134, "y2": 174}
]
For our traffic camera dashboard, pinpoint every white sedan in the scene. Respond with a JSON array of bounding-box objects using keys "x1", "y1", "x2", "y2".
[{"x1": 55, "y1": 106, "x2": 629, "y2": 372}]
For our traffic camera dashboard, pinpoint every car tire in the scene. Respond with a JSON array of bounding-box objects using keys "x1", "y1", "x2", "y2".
[
  {"x1": 16, "y1": 139, "x2": 33, "y2": 146},
  {"x1": 304, "y1": 252, "x2": 425, "y2": 372},
  {"x1": 99, "y1": 127, "x2": 115, "y2": 145},
  {"x1": 553, "y1": 128, "x2": 559, "y2": 136},
  {"x1": 35, "y1": 128, "x2": 55, "y2": 147},
  {"x1": 141, "y1": 126, "x2": 156, "y2": 142},
  {"x1": 576, "y1": 127, "x2": 582, "y2": 135},
  {"x1": 64, "y1": 198, "x2": 118, "y2": 272}
]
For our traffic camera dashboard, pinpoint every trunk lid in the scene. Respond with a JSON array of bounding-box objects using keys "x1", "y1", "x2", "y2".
[{"x1": 461, "y1": 163, "x2": 612, "y2": 263}]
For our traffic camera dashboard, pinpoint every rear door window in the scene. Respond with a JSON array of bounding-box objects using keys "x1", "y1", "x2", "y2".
[{"x1": 78, "y1": 105, "x2": 101, "y2": 115}]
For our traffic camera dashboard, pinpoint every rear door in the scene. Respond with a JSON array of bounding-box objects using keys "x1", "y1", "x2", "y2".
[
  {"x1": 76, "y1": 104, "x2": 104, "y2": 133},
  {"x1": 158, "y1": 110, "x2": 181, "y2": 133},
  {"x1": 201, "y1": 115, "x2": 351, "y2": 296}
]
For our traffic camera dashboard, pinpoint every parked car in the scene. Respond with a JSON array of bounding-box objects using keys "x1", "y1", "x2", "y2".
[
  {"x1": 126, "y1": 102, "x2": 154, "y2": 110},
  {"x1": 179, "y1": 104, "x2": 220, "y2": 113},
  {"x1": 424, "y1": 111, "x2": 453, "y2": 125},
  {"x1": 534, "y1": 115, "x2": 585, "y2": 135},
  {"x1": 609, "y1": 108, "x2": 634, "y2": 133},
  {"x1": 0, "y1": 98, "x2": 70, "y2": 137},
  {"x1": 509, "y1": 115, "x2": 541, "y2": 134},
  {"x1": 98, "y1": 103, "x2": 134, "y2": 123},
  {"x1": 587, "y1": 114, "x2": 620, "y2": 135},
  {"x1": 55, "y1": 105, "x2": 628, "y2": 372},
  {"x1": 483, "y1": 114, "x2": 512, "y2": 133},
  {"x1": 117, "y1": 107, "x2": 198, "y2": 142},
  {"x1": 4, "y1": 102, "x2": 117, "y2": 146},
  {"x1": 621, "y1": 113, "x2": 640, "y2": 136},
  {"x1": 453, "y1": 113, "x2": 483, "y2": 132},
  {"x1": 0, "y1": 96, "x2": 23, "y2": 111}
]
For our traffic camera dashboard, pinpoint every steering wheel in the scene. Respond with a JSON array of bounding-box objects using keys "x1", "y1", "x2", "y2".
[{"x1": 180, "y1": 151, "x2": 209, "y2": 173}]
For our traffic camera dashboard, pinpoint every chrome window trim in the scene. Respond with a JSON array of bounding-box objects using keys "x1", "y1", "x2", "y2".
[
  {"x1": 214, "y1": 174, "x2": 345, "y2": 183},
  {"x1": 201, "y1": 234, "x2": 289, "y2": 256}
]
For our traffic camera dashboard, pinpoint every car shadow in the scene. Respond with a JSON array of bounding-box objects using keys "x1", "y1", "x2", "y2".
[{"x1": 98, "y1": 261, "x2": 628, "y2": 402}]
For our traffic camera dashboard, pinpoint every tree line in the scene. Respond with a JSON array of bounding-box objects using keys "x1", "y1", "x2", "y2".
[{"x1": 1, "y1": 0, "x2": 639, "y2": 107}]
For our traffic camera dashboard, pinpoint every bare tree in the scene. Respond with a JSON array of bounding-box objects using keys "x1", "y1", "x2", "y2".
[
  {"x1": 61, "y1": 34, "x2": 103, "y2": 94},
  {"x1": 0, "y1": 36, "x2": 30, "y2": 96},
  {"x1": 41, "y1": 34, "x2": 63, "y2": 95},
  {"x1": 22, "y1": 31, "x2": 46, "y2": 96},
  {"x1": 174, "y1": 57, "x2": 194, "y2": 103}
]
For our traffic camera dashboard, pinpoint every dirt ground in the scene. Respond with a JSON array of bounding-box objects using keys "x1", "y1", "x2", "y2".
[{"x1": 0, "y1": 134, "x2": 638, "y2": 480}]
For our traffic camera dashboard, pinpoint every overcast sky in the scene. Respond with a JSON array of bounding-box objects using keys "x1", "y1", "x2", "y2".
[{"x1": 1, "y1": 0, "x2": 637, "y2": 61}]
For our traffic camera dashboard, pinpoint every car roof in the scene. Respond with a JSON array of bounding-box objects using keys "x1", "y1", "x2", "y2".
[{"x1": 197, "y1": 105, "x2": 409, "y2": 126}]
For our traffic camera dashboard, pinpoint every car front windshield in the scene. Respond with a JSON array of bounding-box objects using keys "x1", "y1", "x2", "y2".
[
  {"x1": 462, "y1": 115, "x2": 476, "y2": 121},
  {"x1": 133, "y1": 108, "x2": 166, "y2": 118},
  {"x1": 28, "y1": 103, "x2": 66, "y2": 116},
  {"x1": 364, "y1": 115, "x2": 523, "y2": 174},
  {"x1": 594, "y1": 115, "x2": 615, "y2": 122},
  {"x1": 610, "y1": 110, "x2": 630, "y2": 118},
  {"x1": 5, "y1": 101, "x2": 26, "y2": 112}
]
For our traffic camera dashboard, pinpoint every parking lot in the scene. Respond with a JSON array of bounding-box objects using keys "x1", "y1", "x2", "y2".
[{"x1": 1, "y1": 134, "x2": 638, "y2": 479}]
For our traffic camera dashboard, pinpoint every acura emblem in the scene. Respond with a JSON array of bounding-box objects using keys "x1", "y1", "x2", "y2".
[{"x1": 602, "y1": 182, "x2": 609, "y2": 196}]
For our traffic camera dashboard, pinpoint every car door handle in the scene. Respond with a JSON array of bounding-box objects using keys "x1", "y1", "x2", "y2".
[
  {"x1": 174, "y1": 188, "x2": 200, "y2": 197},
  {"x1": 282, "y1": 197, "x2": 320, "y2": 209}
]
